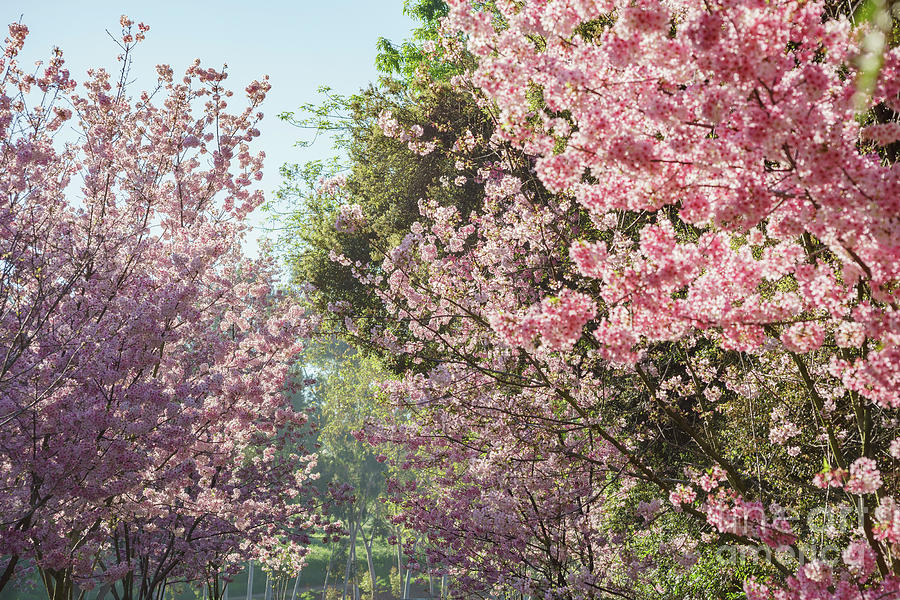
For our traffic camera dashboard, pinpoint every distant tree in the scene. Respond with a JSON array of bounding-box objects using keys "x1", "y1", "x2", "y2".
[{"x1": 303, "y1": 340, "x2": 391, "y2": 600}]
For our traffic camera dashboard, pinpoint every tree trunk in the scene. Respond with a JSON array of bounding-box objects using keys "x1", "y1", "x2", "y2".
[
  {"x1": 360, "y1": 526, "x2": 376, "y2": 600},
  {"x1": 341, "y1": 520, "x2": 358, "y2": 600},
  {"x1": 290, "y1": 573, "x2": 301, "y2": 600},
  {"x1": 351, "y1": 540, "x2": 358, "y2": 600},
  {"x1": 264, "y1": 572, "x2": 272, "y2": 600},
  {"x1": 322, "y1": 541, "x2": 336, "y2": 600},
  {"x1": 246, "y1": 562, "x2": 254, "y2": 600},
  {"x1": 395, "y1": 527, "x2": 403, "y2": 579},
  {"x1": 41, "y1": 569, "x2": 72, "y2": 600},
  {"x1": 0, "y1": 556, "x2": 18, "y2": 597}
]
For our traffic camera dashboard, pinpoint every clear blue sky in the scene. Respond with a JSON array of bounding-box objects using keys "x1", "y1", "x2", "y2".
[{"x1": 3, "y1": 0, "x2": 416, "y2": 254}]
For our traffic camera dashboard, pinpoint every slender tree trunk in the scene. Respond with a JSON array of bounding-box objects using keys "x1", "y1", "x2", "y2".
[
  {"x1": 360, "y1": 527, "x2": 376, "y2": 600},
  {"x1": 351, "y1": 541, "x2": 358, "y2": 600},
  {"x1": 395, "y1": 527, "x2": 402, "y2": 579},
  {"x1": 246, "y1": 562, "x2": 254, "y2": 600},
  {"x1": 54, "y1": 570, "x2": 69, "y2": 600},
  {"x1": 290, "y1": 573, "x2": 301, "y2": 600},
  {"x1": 0, "y1": 555, "x2": 18, "y2": 595},
  {"x1": 322, "y1": 541, "x2": 336, "y2": 600},
  {"x1": 348, "y1": 544, "x2": 355, "y2": 600},
  {"x1": 265, "y1": 573, "x2": 272, "y2": 600},
  {"x1": 41, "y1": 568, "x2": 72, "y2": 600},
  {"x1": 341, "y1": 520, "x2": 358, "y2": 600}
]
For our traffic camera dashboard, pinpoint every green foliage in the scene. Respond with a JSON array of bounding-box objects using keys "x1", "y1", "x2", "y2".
[
  {"x1": 324, "y1": 586, "x2": 341, "y2": 600},
  {"x1": 302, "y1": 339, "x2": 390, "y2": 522},
  {"x1": 275, "y1": 74, "x2": 493, "y2": 374},
  {"x1": 375, "y1": 1, "x2": 464, "y2": 91},
  {"x1": 388, "y1": 567, "x2": 401, "y2": 598}
]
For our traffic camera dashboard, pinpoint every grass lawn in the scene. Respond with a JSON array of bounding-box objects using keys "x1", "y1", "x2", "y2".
[{"x1": 0, "y1": 537, "x2": 438, "y2": 600}]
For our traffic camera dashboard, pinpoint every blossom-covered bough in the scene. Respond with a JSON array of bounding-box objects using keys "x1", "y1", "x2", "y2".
[
  {"x1": 0, "y1": 18, "x2": 332, "y2": 600},
  {"x1": 329, "y1": 0, "x2": 900, "y2": 597}
]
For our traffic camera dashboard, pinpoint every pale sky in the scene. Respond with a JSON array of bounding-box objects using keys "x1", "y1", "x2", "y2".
[{"x1": 2, "y1": 1, "x2": 417, "y2": 255}]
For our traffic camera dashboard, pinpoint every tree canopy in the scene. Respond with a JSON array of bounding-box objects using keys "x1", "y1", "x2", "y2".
[{"x1": 282, "y1": 0, "x2": 900, "y2": 598}]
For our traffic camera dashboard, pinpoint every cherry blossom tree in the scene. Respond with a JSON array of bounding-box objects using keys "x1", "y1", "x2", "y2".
[
  {"x1": 0, "y1": 18, "x2": 327, "y2": 599},
  {"x1": 302, "y1": 0, "x2": 900, "y2": 597}
]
